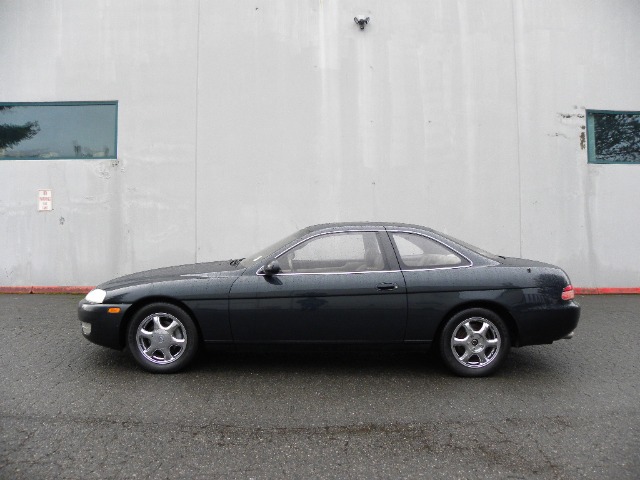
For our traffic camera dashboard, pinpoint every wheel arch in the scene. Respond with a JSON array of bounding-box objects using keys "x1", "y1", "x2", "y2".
[
  {"x1": 119, "y1": 296, "x2": 203, "y2": 348},
  {"x1": 435, "y1": 300, "x2": 521, "y2": 348}
]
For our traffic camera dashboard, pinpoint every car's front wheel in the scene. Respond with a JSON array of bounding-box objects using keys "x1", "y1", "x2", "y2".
[
  {"x1": 127, "y1": 303, "x2": 199, "y2": 373},
  {"x1": 439, "y1": 308, "x2": 510, "y2": 377}
]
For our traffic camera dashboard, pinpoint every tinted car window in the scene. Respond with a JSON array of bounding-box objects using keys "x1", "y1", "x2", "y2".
[
  {"x1": 278, "y1": 232, "x2": 385, "y2": 273},
  {"x1": 391, "y1": 233, "x2": 469, "y2": 269}
]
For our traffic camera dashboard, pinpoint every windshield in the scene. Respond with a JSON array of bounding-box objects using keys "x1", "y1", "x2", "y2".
[{"x1": 239, "y1": 228, "x2": 308, "y2": 268}]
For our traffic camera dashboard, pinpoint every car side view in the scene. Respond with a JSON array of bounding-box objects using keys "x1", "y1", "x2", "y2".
[{"x1": 78, "y1": 223, "x2": 580, "y2": 376}]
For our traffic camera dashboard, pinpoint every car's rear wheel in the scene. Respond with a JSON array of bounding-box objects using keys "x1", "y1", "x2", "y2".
[
  {"x1": 439, "y1": 308, "x2": 510, "y2": 377},
  {"x1": 127, "y1": 303, "x2": 198, "y2": 373}
]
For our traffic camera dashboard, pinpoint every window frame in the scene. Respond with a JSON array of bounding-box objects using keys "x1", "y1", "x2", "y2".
[
  {"x1": 586, "y1": 109, "x2": 640, "y2": 165},
  {"x1": 0, "y1": 100, "x2": 118, "y2": 161}
]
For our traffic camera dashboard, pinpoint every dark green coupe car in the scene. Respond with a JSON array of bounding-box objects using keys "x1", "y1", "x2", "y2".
[{"x1": 79, "y1": 223, "x2": 580, "y2": 376}]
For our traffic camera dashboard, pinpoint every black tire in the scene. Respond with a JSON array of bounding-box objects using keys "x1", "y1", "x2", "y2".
[
  {"x1": 127, "y1": 303, "x2": 199, "y2": 373},
  {"x1": 439, "y1": 308, "x2": 510, "y2": 377}
]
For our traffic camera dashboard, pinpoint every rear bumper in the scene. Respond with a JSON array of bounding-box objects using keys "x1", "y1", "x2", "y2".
[
  {"x1": 515, "y1": 300, "x2": 580, "y2": 347},
  {"x1": 78, "y1": 300, "x2": 132, "y2": 350}
]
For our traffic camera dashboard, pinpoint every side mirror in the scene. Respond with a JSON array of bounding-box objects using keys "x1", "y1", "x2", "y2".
[{"x1": 262, "y1": 260, "x2": 281, "y2": 276}]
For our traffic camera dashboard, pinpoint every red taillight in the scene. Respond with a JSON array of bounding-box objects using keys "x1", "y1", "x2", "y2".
[{"x1": 562, "y1": 285, "x2": 575, "y2": 301}]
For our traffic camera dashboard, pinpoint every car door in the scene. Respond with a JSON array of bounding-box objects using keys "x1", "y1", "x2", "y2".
[
  {"x1": 228, "y1": 230, "x2": 407, "y2": 342},
  {"x1": 386, "y1": 230, "x2": 473, "y2": 342}
]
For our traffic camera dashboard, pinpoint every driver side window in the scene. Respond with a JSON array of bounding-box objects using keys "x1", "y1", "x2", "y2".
[{"x1": 278, "y1": 232, "x2": 385, "y2": 273}]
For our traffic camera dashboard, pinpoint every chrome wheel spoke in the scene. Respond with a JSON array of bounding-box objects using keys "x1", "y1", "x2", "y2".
[
  {"x1": 166, "y1": 320, "x2": 180, "y2": 336},
  {"x1": 458, "y1": 349, "x2": 472, "y2": 363},
  {"x1": 161, "y1": 347, "x2": 174, "y2": 362},
  {"x1": 462, "y1": 321, "x2": 474, "y2": 336},
  {"x1": 477, "y1": 322, "x2": 489, "y2": 337},
  {"x1": 485, "y1": 338, "x2": 499, "y2": 347},
  {"x1": 452, "y1": 337, "x2": 468, "y2": 347},
  {"x1": 476, "y1": 350, "x2": 488, "y2": 364},
  {"x1": 144, "y1": 345, "x2": 158, "y2": 357},
  {"x1": 139, "y1": 329, "x2": 154, "y2": 340}
]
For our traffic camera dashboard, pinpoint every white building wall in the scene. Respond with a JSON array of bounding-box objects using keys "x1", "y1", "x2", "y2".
[
  {"x1": 0, "y1": 0, "x2": 638, "y2": 288},
  {"x1": 0, "y1": 0, "x2": 200, "y2": 285},
  {"x1": 514, "y1": 0, "x2": 640, "y2": 288}
]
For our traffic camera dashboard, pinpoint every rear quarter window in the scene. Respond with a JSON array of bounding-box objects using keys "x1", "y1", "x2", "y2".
[{"x1": 391, "y1": 233, "x2": 470, "y2": 269}]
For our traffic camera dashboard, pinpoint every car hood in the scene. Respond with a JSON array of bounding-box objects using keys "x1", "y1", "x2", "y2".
[{"x1": 98, "y1": 260, "x2": 245, "y2": 290}]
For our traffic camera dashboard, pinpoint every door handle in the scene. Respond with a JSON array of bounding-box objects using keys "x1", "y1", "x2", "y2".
[{"x1": 376, "y1": 282, "x2": 398, "y2": 291}]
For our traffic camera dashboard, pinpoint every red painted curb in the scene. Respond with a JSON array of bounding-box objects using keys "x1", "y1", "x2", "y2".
[
  {"x1": 31, "y1": 286, "x2": 94, "y2": 294},
  {"x1": 0, "y1": 286, "x2": 94, "y2": 294},
  {"x1": 0, "y1": 286, "x2": 33, "y2": 294},
  {"x1": 574, "y1": 287, "x2": 640, "y2": 295}
]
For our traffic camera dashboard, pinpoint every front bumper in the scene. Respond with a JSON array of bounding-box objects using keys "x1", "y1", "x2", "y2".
[{"x1": 78, "y1": 299, "x2": 132, "y2": 350}]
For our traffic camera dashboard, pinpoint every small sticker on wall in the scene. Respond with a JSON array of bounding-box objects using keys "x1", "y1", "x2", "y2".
[{"x1": 38, "y1": 189, "x2": 52, "y2": 211}]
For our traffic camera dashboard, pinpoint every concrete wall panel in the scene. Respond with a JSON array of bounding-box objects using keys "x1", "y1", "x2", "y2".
[
  {"x1": 514, "y1": 0, "x2": 640, "y2": 286},
  {"x1": 0, "y1": 0, "x2": 199, "y2": 285},
  {"x1": 195, "y1": 0, "x2": 521, "y2": 262}
]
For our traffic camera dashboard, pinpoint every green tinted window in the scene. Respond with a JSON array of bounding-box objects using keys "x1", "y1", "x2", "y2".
[
  {"x1": 586, "y1": 110, "x2": 640, "y2": 164},
  {"x1": 0, "y1": 102, "x2": 117, "y2": 160}
]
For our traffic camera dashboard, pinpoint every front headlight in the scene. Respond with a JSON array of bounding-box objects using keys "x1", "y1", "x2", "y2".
[{"x1": 85, "y1": 288, "x2": 107, "y2": 304}]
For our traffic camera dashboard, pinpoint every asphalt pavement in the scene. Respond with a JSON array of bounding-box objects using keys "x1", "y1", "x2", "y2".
[{"x1": 0, "y1": 294, "x2": 638, "y2": 479}]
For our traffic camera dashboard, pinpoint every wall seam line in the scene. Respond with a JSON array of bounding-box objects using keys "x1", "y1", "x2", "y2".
[
  {"x1": 511, "y1": 0, "x2": 523, "y2": 258},
  {"x1": 194, "y1": 0, "x2": 201, "y2": 264}
]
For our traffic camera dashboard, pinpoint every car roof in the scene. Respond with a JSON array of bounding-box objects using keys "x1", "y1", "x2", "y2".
[
  {"x1": 305, "y1": 222, "x2": 438, "y2": 233},
  {"x1": 302, "y1": 222, "x2": 498, "y2": 264}
]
